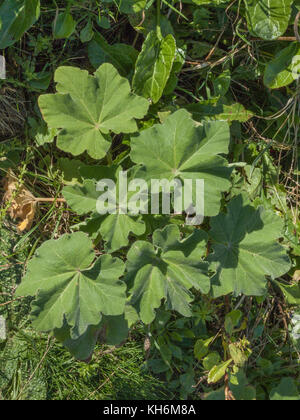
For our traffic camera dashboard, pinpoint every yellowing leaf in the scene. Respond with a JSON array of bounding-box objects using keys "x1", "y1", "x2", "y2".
[{"x1": 208, "y1": 359, "x2": 233, "y2": 384}]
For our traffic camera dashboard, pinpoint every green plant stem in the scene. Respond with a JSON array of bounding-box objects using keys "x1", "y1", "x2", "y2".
[{"x1": 156, "y1": 0, "x2": 162, "y2": 39}]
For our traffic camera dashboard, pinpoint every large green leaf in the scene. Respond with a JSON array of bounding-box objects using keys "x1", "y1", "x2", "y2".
[
  {"x1": 264, "y1": 43, "x2": 300, "y2": 89},
  {"x1": 244, "y1": 0, "x2": 293, "y2": 40},
  {"x1": 38, "y1": 63, "x2": 149, "y2": 159},
  {"x1": 63, "y1": 166, "x2": 146, "y2": 252},
  {"x1": 209, "y1": 195, "x2": 291, "y2": 297},
  {"x1": 130, "y1": 109, "x2": 232, "y2": 217},
  {"x1": 15, "y1": 232, "x2": 126, "y2": 339},
  {"x1": 132, "y1": 31, "x2": 176, "y2": 103},
  {"x1": 0, "y1": 0, "x2": 40, "y2": 48},
  {"x1": 126, "y1": 224, "x2": 209, "y2": 324}
]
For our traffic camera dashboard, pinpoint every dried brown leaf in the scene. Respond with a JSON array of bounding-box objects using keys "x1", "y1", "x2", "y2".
[
  {"x1": 2, "y1": 171, "x2": 37, "y2": 232},
  {"x1": 293, "y1": 270, "x2": 300, "y2": 282}
]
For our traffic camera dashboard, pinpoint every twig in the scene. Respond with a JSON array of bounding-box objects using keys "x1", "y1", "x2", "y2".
[
  {"x1": 225, "y1": 372, "x2": 236, "y2": 401},
  {"x1": 205, "y1": 25, "x2": 228, "y2": 62},
  {"x1": 34, "y1": 198, "x2": 66, "y2": 203},
  {"x1": 251, "y1": 37, "x2": 297, "y2": 42},
  {"x1": 294, "y1": 11, "x2": 300, "y2": 42},
  {"x1": 277, "y1": 301, "x2": 289, "y2": 344},
  {"x1": 0, "y1": 296, "x2": 26, "y2": 306}
]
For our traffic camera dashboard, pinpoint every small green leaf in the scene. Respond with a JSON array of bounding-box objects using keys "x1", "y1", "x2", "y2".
[
  {"x1": 204, "y1": 388, "x2": 226, "y2": 401},
  {"x1": 274, "y1": 280, "x2": 300, "y2": 306},
  {"x1": 264, "y1": 43, "x2": 300, "y2": 89},
  {"x1": 208, "y1": 359, "x2": 233, "y2": 384},
  {"x1": 213, "y1": 70, "x2": 231, "y2": 97},
  {"x1": 98, "y1": 16, "x2": 110, "y2": 29},
  {"x1": 133, "y1": 31, "x2": 176, "y2": 103},
  {"x1": 53, "y1": 10, "x2": 76, "y2": 39},
  {"x1": 79, "y1": 212, "x2": 146, "y2": 253},
  {"x1": 203, "y1": 352, "x2": 221, "y2": 371},
  {"x1": 28, "y1": 117, "x2": 58, "y2": 146},
  {"x1": 225, "y1": 310, "x2": 243, "y2": 335},
  {"x1": 163, "y1": 47, "x2": 186, "y2": 95},
  {"x1": 57, "y1": 157, "x2": 82, "y2": 185},
  {"x1": 194, "y1": 337, "x2": 214, "y2": 360},
  {"x1": 80, "y1": 20, "x2": 94, "y2": 43},
  {"x1": 28, "y1": 71, "x2": 52, "y2": 91},
  {"x1": 88, "y1": 33, "x2": 138, "y2": 76}
]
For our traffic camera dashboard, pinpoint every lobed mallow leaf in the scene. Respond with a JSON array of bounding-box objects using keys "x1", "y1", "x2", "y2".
[
  {"x1": 126, "y1": 224, "x2": 209, "y2": 324},
  {"x1": 209, "y1": 194, "x2": 291, "y2": 297},
  {"x1": 130, "y1": 109, "x2": 232, "y2": 217},
  {"x1": 16, "y1": 232, "x2": 126, "y2": 339},
  {"x1": 63, "y1": 165, "x2": 146, "y2": 252},
  {"x1": 39, "y1": 63, "x2": 149, "y2": 159}
]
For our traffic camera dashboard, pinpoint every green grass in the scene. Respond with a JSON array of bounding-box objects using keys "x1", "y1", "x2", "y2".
[{"x1": 0, "y1": 330, "x2": 171, "y2": 400}]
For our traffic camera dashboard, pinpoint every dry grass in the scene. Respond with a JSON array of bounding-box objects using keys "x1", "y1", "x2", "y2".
[{"x1": 0, "y1": 87, "x2": 27, "y2": 141}]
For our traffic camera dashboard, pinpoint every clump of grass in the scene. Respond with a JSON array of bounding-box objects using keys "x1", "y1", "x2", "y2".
[
  {"x1": 0, "y1": 86, "x2": 26, "y2": 141},
  {"x1": 0, "y1": 330, "x2": 171, "y2": 400},
  {"x1": 45, "y1": 338, "x2": 172, "y2": 401}
]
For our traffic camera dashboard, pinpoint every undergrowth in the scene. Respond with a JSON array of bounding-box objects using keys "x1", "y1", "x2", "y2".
[{"x1": 0, "y1": 0, "x2": 299, "y2": 401}]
